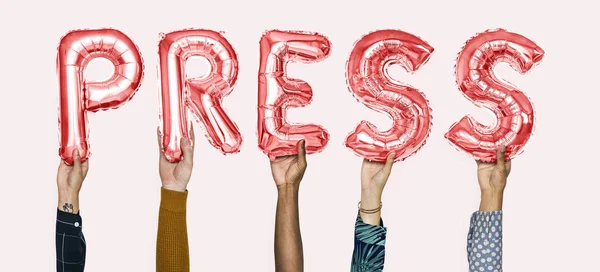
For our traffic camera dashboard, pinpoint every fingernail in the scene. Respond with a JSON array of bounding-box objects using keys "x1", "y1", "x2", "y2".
[
  {"x1": 75, "y1": 149, "x2": 80, "y2": 156},
  {"x1": 500, "y1": 145, "x2": 506, "y2": 152}
]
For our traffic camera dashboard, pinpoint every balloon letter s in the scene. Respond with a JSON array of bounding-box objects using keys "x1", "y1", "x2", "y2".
[
  {"x1": 345, "y1": 30, "x2": 434, "y2": 162},
  {"x1": 446, "y1": 29, "x2": 544, "y2": 162}
]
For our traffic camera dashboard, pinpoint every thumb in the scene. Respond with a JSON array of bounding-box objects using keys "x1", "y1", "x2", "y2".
[
  {"x1": 297, "y1": 140, "x2": 307, "y2": 167},
  {"x1": 382, "y1": 152, "x2": 396, "y2": 177},
  {"x1": 181, "y1": 137, "x2": 194, "y2": 167},
  {"x1": 496, "y1": 145, "x2": 506, "y2": 169},
  {"x1": 156, "y1": 127, "x2": 163, "y2": 150},
  {"x1": 72, "y1": 149, "x2": 82, "y2": 170}
]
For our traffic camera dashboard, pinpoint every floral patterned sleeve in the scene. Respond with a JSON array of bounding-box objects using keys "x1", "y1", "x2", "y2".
[
  {"x1": 467, "y1": 211, "x2": 503, "y2": 272},
  {"x1": 351, "y1": 212, "x2": 387, "y2": 272}
]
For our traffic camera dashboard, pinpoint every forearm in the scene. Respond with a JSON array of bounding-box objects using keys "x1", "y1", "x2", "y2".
[
  {"x1": 58, "y1": 190, "x2": 80, "y2": 214},
  {"x1": 479, "y1": 189, "x2": 504, "y2": 212},
  {"x1": 360, "y1": 189, "x2": 382, "y2": 226},
  {"x1": 157, "y1": 188, "x2": 190, "y2": 272},
  {"x1": 274, "y1": 184, "x2": 303, "y2": 272}
]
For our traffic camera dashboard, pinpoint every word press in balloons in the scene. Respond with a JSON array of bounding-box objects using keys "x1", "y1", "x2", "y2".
[
  {"x1": 445, "y1": 29, "x2": 544, "y2": 162},
  {"x1": 345, "y1": 30, "x2": 434, "y2": 162},
  {"x1": 55, "y1": 28, "x2": 544, "y2": 163},
  {"x1": 257, "y1": 30, "x2": 331, "y2": 160},
  {"x1": 57, "y1": 28, "x2": 143, "y2": 165},
  {"x1": 158, "y1": 29, "x2": 242, "y2": 162}
]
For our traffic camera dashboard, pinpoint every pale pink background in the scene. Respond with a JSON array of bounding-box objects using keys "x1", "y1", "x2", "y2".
[{"x1": 0, "y1": 0, "x2": 598, "y2": 271}]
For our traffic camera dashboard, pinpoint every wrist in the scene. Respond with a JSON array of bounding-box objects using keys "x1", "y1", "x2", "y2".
[
  {"x1": 479, "y1": 190, "x2": 504, "y2": 212},
  {"x1": 359, "y1": 200, "x2": 382, "y2": 226},
  {"x1": 277, "y1": 183, "x2": 299, "y2": 198},
  {"x1": 360, "y1": 190, "x2": 382, "y2": 205},
  {"x1": 162, "y1": 184, "x2": 187, "y2": 193},
  {"x1": 58, "y1": 192, "x2": 79, "y2": 213},
  {"x1": 277, "y1": 182, "x2": 299, "y2": 191},
  {"x1": 480, "y1": 185, "x2": 505, "y2": 195},
  {"x1": 359, "y1": 189, "x2": 383, "y2": 226}
]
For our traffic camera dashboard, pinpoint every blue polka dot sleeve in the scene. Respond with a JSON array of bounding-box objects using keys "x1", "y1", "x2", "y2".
[{"x1": 467, "y1": 211, "x2": 503, "y2": 272}]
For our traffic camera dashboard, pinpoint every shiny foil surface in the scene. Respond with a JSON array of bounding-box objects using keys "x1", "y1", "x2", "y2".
[
  {"x1": 158, "y1": 29, "x2": 242, "y2": 162},
  {"x1": 345, "y1": 30, "x2": 434, "y2": 162},
  {"x1": 446, "y1": 29, "x2": 544, "y2": 162},
  {"x1": 57, "y1": 29, "x2": 143, "y2": 165},
  {"x1": 257, "y1": 30, "x2": 331, "y2": 160}
]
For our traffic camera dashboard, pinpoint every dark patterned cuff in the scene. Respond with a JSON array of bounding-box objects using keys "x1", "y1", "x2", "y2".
[
  {"x1": 355, "y1": 212, "x2": 387, "y2": 246},
  {"x1": 56, "y1": 209, "x2": 82, "y2": 235}
]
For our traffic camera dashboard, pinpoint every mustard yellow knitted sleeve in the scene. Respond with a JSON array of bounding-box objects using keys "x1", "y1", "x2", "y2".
[{"x1": 156, "y1": 187, "x2": 189, "y2": 272}]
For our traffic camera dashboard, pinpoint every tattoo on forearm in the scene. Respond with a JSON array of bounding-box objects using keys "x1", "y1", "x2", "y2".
[{"x1": 62, "y1": 203, "x2": 74, "y2": 213}]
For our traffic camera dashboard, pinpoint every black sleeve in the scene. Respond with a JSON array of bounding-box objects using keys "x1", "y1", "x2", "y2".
[{"x1": 56, "y1": 209, "x2": 86, "y2": 272}]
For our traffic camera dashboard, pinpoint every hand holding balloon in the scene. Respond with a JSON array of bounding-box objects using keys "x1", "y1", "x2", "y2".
[
  {"x1": 270, "y1": 140, "x2": 307, "y2": 190},
  {"x1": 477, "y1": 146, "x2": 511, "y2": 212},
  {"x1": 57, "y1": 149, "x2": 89, "y2": 214},
  {"x1": 157, "y1": 127, "x2": 195, "y2": 192},
  {"x1": 360, "y1": 152, "x2": 395, "y2": 226}
]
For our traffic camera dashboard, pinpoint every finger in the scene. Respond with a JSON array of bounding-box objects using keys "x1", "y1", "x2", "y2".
[
  {"x1": 72, "y1": 149, "x2": 82, "y2": 171},
  {"x1": 81, "y1": 158, "x2": 89, "y2": 169},
  {"x1": 181, "y1": 137, "x2": 194, "y2": 167},
  {"x1": 156, "y1": 127, "x2": 161, "y2": 146},
  {"x1": 190, "y1": 125, "x2": 196, "y2": 147},
  {"x1": 157, "y1": 127, "x2": 164, "y2": 151},
  {"x1": 59, "y1": 156, "x2": 71, "y2": 170},
  {"x1": 297, "y1": 140, "x2": 307, "y2": 167},
  {"x1": 496, "y1": 145, "x2": 506, "y2": 169},
  {"x1": 156, "y1": 127, "x2": 168, "y2": 160},
  {"x1": 382, "y1": 152, "x2": 396, "y2": 177},
  {"x1": 188, "y1": 125, "x2": 196, "y2": 153}
]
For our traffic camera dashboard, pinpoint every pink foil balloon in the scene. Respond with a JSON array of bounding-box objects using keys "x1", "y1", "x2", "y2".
[
  {"x1": 345, "y1": 30, "x2": 434, "y2": 162},
  {"x1": 158, "y1": 29, "x2": 242, "y2": 162},
  {"x1": 57, "y1": 29, "x2": 143, "y2": 165},
  {"x1": 446, "y1": 29, "x2": 544, "y2": 162},
  {"x1": 258, "y1": 30, "x2": 331, "y2": 160}
]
